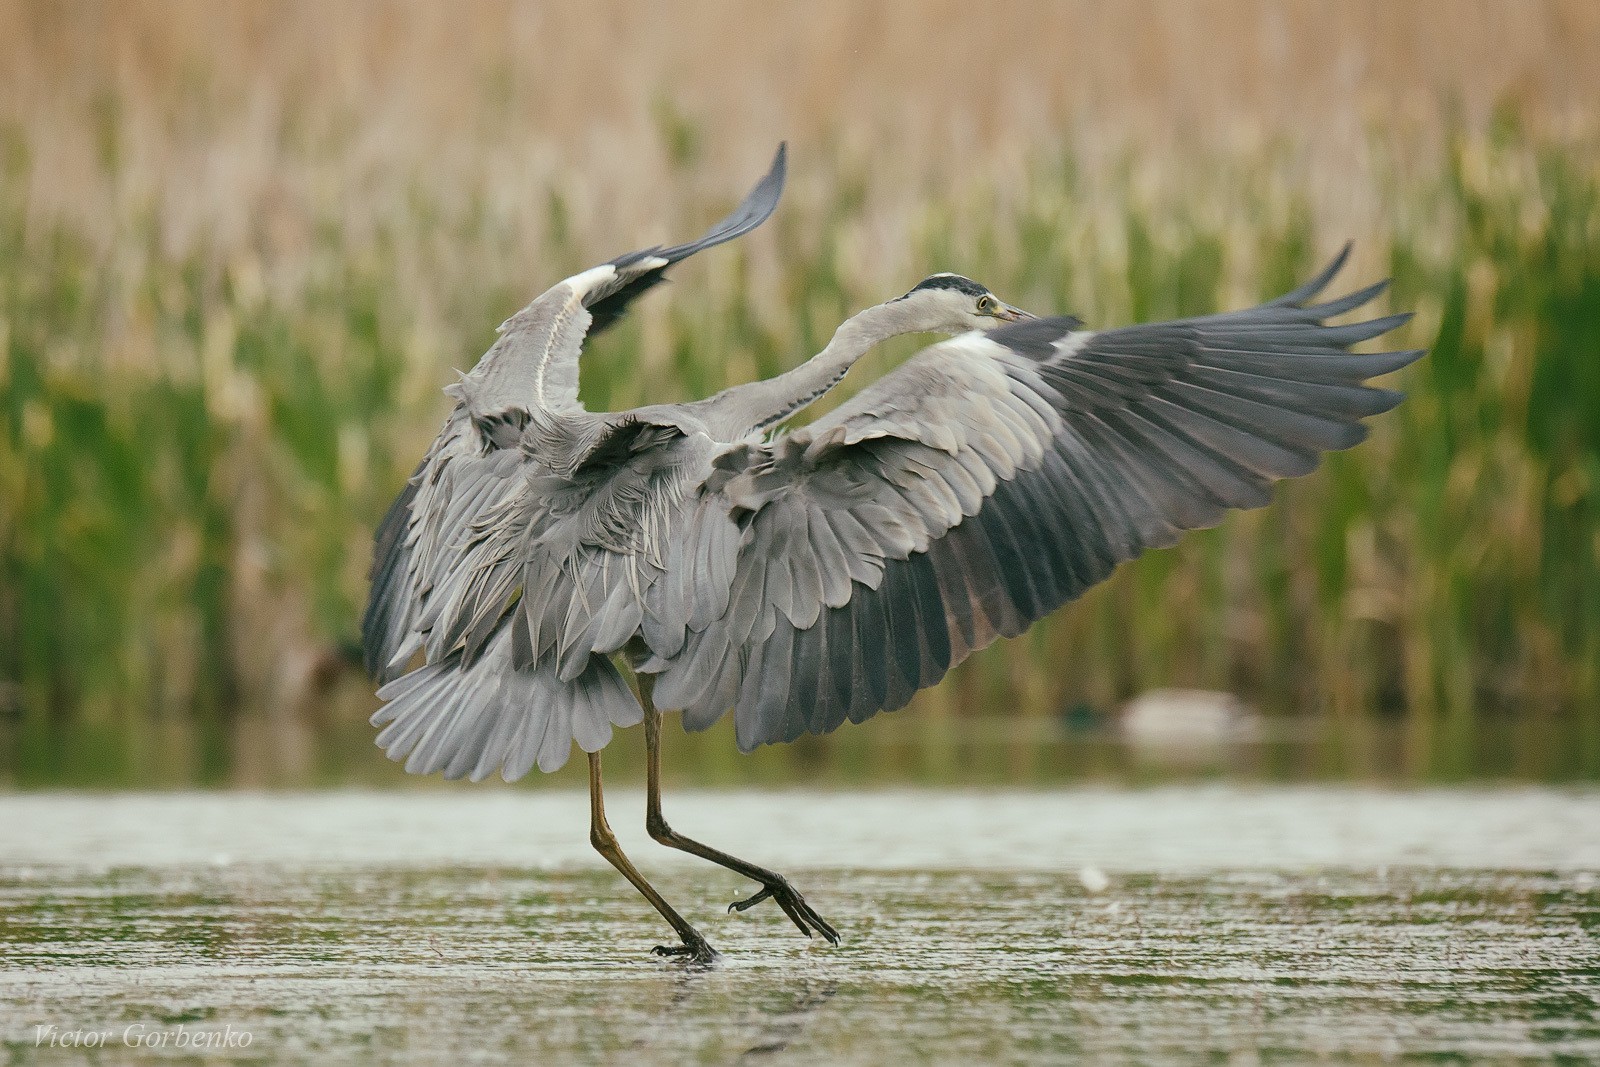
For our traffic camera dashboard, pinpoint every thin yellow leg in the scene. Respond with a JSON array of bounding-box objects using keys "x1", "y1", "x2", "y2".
[{"x1": 587, "y1": 749, "x2": 717, "y2": 963}]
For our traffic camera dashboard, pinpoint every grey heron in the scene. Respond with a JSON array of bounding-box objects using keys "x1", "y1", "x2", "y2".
[{"x1": 363, "y1": 151, "x2": 1421, "y2": 963}]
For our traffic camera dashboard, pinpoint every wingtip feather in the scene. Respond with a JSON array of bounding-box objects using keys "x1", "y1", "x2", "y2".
[{"x1": 1266, "y1": 242, "x2": 1353, "y2": 307}]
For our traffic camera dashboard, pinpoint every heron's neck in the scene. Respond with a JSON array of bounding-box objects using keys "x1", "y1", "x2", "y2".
[{"x1": 726, "y1": 300, "x2": 926, "y2": 435}]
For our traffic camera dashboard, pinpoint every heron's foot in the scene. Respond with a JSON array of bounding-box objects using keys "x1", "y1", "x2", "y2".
[
  {"x1": 652, "y1": 934, "x2": 720, "y2": 967},
  {"x1": 730, "y1": 877, "x2": 841, "y2": 945}
]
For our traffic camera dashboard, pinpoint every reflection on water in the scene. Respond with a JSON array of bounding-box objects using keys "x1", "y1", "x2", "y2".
[
  {"x1": 2, "y1": 789, "x2": 1598, "y2": 1062},
  {"x1": 11, "y1": 709, "x2": 1600, "y2": 788}
]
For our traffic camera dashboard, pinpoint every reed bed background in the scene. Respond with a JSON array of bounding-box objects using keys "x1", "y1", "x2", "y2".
[{"x1": 1, "y1": 1, "x2": 1597, "y2": 787}]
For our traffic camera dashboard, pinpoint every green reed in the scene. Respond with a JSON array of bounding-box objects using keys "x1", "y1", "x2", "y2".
[{"x1": 1, "y1": 120, "x2": 1596, "y2": 786}]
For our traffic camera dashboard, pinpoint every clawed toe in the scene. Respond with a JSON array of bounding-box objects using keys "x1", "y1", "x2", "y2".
[
  {"x1": 729, "y1": 879, "x2": 841, "y2": 945},
  {"x1": 652, "y1": 939, "x2": 720, "y2": 966},
  {"x1": 729, "y1": 886, "x2": 773, "y2": 912}
]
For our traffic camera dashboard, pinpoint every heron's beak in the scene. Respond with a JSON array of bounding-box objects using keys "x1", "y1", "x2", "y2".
[{"x1": 994, "y1": 301, "x2": 1033, "y2": 323}]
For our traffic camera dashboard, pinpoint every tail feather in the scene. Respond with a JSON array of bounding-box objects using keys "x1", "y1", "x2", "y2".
[{"x1": 371, "y1": 627, "x2": 642, "y2": 780}]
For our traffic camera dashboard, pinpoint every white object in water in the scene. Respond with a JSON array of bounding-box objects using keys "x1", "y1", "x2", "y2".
[{"x1": 1120, "y1": 688, "x2": 1263, "y2": 754}]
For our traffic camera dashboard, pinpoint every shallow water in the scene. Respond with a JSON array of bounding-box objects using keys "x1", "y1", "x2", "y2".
[{"x1": 3, "y1": 788, "x2": 1598, "y2": 1063}]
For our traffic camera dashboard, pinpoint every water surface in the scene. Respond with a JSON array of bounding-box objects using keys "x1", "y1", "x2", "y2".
[{"x1": 3, "y1": 788, "x2": 1597, "y2": 1063}]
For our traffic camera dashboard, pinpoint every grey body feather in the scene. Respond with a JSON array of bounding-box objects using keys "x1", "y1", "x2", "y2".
[{"x1": 373, "y1": 622, "x2": 641, "y2": 780}]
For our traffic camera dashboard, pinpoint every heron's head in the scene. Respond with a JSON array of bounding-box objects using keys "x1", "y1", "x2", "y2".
[{"x1": 891, "y1": 274, "x2": 1032, "y2": 334}]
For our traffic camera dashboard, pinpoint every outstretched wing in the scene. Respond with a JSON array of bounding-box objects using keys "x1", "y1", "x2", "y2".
[
  {"x1": 644, "y1": 247, "x2": 1424, "y2": 750},
  {"x1": 359, "y1": 145, "x2": 786, "y2": 682},
  {"x1": 587, "y1": 143, "x2": 788, "y2": 336},
  {"x1": 458, "y1": 143, "x2": 787, "y2": 419}
]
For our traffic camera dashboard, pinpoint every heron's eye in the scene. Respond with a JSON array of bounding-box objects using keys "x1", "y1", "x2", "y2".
[{"x1": 976, "y1": 296, "x2": 994, "y2": 313}]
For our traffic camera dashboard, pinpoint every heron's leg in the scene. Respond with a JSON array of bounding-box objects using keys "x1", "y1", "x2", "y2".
[
  {"x1": 587, "y1": 750, "x2": 718, "y2": 964},
  {"x1": 638, "y1": 675, "x2": 840, "y2": 945}
]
